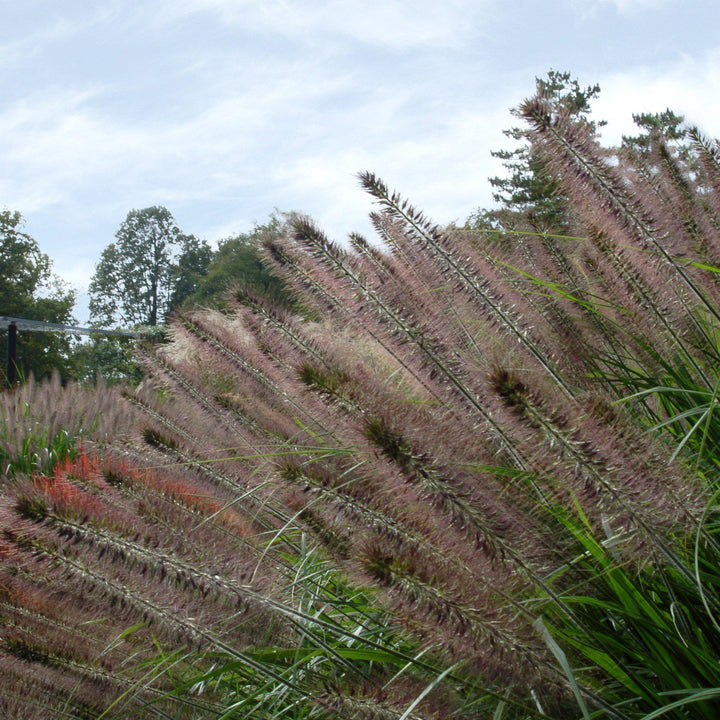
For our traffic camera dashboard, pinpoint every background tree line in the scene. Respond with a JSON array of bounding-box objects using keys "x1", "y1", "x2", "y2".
[
  {"x1": 1, "y1": 205, "x2": 293, "y2": 384},
  {"x1": 2, "y1": 69, "x2": 691, "y2": 386}
]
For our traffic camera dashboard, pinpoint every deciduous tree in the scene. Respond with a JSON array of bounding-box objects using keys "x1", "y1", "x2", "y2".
[
  {"x1": 89, "y1": 206, "x2": 210, "y2": 327},
  {"x1": 182, "y1": 213, "x2": 294, "y2": 312},
  {"x1": 0, "y1": 209, "x2": 76, "y2": 382}
]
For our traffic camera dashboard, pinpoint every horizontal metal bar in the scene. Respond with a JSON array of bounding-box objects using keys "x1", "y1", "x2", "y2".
[{"x1": 0, "y1": 316, "x2": 148, "y2": 338}]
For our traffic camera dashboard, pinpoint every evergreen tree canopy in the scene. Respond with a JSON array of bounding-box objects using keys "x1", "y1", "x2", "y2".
[{"x1": 469, "y1": 70, "x2": 605, "y2": 233}]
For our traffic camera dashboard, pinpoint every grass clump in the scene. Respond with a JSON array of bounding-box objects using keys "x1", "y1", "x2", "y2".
[{"x1": 2, "y1": 88, "x2": 720, "y2": 718}]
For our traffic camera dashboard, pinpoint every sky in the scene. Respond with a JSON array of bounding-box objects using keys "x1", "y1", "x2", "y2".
[{"x1": 2, "y1": 0, "x2": 720, "y2": 322}]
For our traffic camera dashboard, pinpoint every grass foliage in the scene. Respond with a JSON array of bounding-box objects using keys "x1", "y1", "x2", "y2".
[{"x1": 2, "y1": 91, "x2": 720, "y2": 718}]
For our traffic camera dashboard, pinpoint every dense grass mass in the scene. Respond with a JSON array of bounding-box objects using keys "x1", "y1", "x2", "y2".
[{"x1": 2, "y1": 93, "x2": 720, "y2": 718}]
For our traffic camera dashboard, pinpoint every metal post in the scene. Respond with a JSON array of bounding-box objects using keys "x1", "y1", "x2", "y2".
[{"x1": 7, "y1": 321, "x2": 17, "y2": 387}]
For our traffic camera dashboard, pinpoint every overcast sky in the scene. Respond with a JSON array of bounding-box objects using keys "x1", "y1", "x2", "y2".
[{"x1": 2, "y1": 0, "x2": 720, "y2": 321}]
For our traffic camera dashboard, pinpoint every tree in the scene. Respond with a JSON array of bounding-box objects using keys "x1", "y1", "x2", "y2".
[
  {"x1": 168, "y1": 234, "x2": 214, "y2": 313},
  {"x1": 623, "y1": 108, "x2": 687, "y2": 150},
  {"x1": 0, "y1": 209, "x2": 76, "y2": 382},
  {"x1": 71, "y1": 335, "x2": 144, "y2": 385},
  {"x1": 181, "y1": 213, "x2": 294, "y2": 312},
  {"x1": 89, "y1": 206, "x2": 210, "y2": 327},
  {"x1": 621, "y1": 109, "x2": 698, "y2": 183},
  {"x1": 468, "y1": 70, "x2": 605, "y2": 232}
]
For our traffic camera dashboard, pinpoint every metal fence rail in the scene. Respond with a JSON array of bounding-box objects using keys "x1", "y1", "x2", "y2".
[
  {"x1": 0, "y1": 316, "x2": 145, "y2": 338},
  {"x1": 1, "y1": 315, "x2": 149, "y2": 386}
]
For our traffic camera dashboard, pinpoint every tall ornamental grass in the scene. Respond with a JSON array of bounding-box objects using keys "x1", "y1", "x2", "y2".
[{"x1": 1, "y1": 89, "x2": 720, "y2": 718}]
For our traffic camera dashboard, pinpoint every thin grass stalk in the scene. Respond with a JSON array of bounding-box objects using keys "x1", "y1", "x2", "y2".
[
  {"x1": 290, "y1": 216, "x2": 528, "y2": 470},
  {"x1": 179, "y1": 313, "x2": 335, "y2": 439},
  {"x1": 520, "y1": 98, "x2": 720, "y2": 384},
  {"x1": 264, "y1": 235, "x2": 459, "y2": 409},
  {"x1": 359, "y1": 172, "x2": 576, "y2": 398},
  {"x1": 366, "y1": 213, "x2": 489, "y2": 360}
]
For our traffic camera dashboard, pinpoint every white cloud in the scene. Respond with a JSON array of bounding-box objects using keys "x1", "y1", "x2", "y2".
[
  {"x1": 161, "y1": 0, "x2": 492, "y2": 49},
  {"x1": 0, "y1": 10, "x2": 112, "y2": 69},
  {"x1": 0, "y1": 50, "x2": 332, "y2": 207},
  {"x1": 267, "y1": 101, "x2": 510, "y2": 242},
  {"x1": 0, "y1": 17, "x2": 502, "y2": 232},
  {"x1": 3, "y1": 0, "x2": 717, "y2": 324},
  {"x1": 586, "y1": 0, "x2": 675, "y2": 12},
  {"x1": 568, "y1": 0, "x2": 676, "y2": 21},
  {"x1": 594, "y1": 48, "x2": 720, "y2": 143}
]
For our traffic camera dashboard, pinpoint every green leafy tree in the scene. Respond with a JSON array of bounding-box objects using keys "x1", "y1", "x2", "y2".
[
  {"x1": 89, "y1": 206, "x2": 210, "y2": 327},
  {"x1": 0, "y1": 209, "x2": 76, "y2": 382},
  {"x1": 183, "y1": 213, "x2": 294, "y2": 311},
  {"x1": 70, "y1": 336, "x2": 144, "y2": 386},
  {"x1": 168, "y1": 234, "x2": 214, "y2": 313}
]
